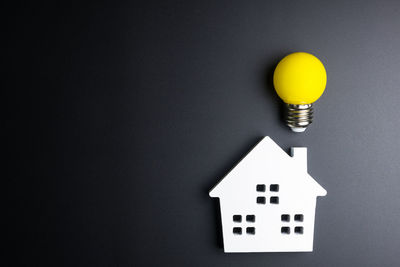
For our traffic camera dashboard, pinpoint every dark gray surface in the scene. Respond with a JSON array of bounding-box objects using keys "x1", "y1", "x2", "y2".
[{"x1": 6, "y1": 1, "x2": 400, "y2": 266}]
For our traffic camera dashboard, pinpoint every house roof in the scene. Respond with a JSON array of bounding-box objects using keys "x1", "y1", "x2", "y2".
[{"x1": 209, "y1": 136, "x2": 327, "y2": 198}]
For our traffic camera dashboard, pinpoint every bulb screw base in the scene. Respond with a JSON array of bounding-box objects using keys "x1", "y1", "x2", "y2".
[{"x1": 285, "y1": 104, "x2": 313, "y2": 133}]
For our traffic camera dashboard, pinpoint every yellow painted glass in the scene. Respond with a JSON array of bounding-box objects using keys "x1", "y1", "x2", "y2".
[{"x1": 273, "y1": 52, "x2": 327, "y2": 104}]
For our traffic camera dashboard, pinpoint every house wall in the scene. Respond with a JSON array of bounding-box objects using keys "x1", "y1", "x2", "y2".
[{"x1": 219, "y1": 196, "x2": 317, "y2": 252}]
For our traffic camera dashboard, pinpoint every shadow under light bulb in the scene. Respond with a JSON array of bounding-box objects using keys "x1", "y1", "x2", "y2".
[{"x1": 273, "y1": 52, "x2": 327, "y2": 132}]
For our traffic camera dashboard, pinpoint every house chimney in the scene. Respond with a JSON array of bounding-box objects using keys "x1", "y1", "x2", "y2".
[{"x1": 290, "y1": 147, "x2": 307, "y2": 172}]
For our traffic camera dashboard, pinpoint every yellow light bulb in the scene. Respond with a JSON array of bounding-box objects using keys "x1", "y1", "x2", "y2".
[{"x1": 273, "y1": 52, "x2": 327, "y2": 132}]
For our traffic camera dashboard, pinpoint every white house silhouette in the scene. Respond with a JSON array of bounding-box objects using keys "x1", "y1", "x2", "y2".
[{"x1": 209, "y1": 136, "x2": 327, "y2": 253}]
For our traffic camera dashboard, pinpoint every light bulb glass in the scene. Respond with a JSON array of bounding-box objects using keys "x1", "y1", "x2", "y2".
[{"x1": 273, "y1": 52, "x2": 326, "y2": 105}]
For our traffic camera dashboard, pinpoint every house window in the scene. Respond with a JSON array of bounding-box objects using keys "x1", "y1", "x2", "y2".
[
  {"x1": 280, "y1": 213, "x2": 305, "y2": 235},
  {"x1": 246, "y1": 215, "x2": 255, "y2": 222},
  {"x1": 233, "y1": 215, "x2": 242, "y2": 222},
  {"x1": 270, "y1": 184, "x2": 279, "y2": 192},
  {"x1": 295, "y1": 226, "x2": 304, "y2": 234},
  {"x1": 270, "y1": 196, "x2": 279, "y2": 204},
  {"x1": 294, "y1": 214, "x2": 304, "y2": 222},
  {"x1": 256, "y1": 196, "x2": 266, "y2": 204},
  {"x1": 232, "y1": 214, "x2": 256, "y2": 236},
  {"x1": 233, "y1": 227, "x2": 242, "y2": 235},
  {"x1": 256, "y1": 184, "x2": 266, "y2": 192},
  {"x1": 256, "y1": 184, "x2": 280, "y2": 205},
  {"x1": 281, "y1": 214, "x2": 290, "y2": 222},
  {"x1": 246, "y1": 227, "x2": 255, "y2": 235}
]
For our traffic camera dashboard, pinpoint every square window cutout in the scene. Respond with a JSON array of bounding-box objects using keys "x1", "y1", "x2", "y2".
[
  {"x1": 233, "y1": 227, "x2": 242, "y2": 235},
  {"x1": 270, "y1": 196, "x2": 279, "y2": 204},
  {"x1": 294, "y1": 214, "x2": 304, "y2": 222},
  {"x1": 281, "y1": 227, "x2": 290, "y2": 234},
  {"x1": 246, "y1": 215, "x2": 255, "y2": 222},
  {"x1": 295, "y1": 226, "x2": 304, "y2": 234},
  {"x1": 256, "y1": 184, "x2": 266, "y2": 192},
  {"x1": 281, "y1": 214, "x2": 290, "y2": 222},
  {"x1": 270, "y1": 184, "x2": 279, "y2": 192},
  {"x1": 233, "y1": 215, "x2": 242, "y2": 222},
  {"x1": 257, "y1": 197, "x2": 266, "y2": 204},
  {"x1": 246, "y1": 227, "x2": 255, "y2": 235}
]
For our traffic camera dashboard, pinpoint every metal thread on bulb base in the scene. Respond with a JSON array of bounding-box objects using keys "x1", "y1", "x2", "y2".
[{"x1": 285, "y1": 104, "x2": 313, "y2": 132}]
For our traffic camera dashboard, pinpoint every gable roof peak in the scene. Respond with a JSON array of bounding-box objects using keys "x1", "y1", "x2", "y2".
[{"x1": 209, "y1": 136, "x2": 327, "y2": 197}]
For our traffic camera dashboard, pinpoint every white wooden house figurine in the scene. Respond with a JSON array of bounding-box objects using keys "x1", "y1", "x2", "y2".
[{"x1": 209, "y1": 136, "x2": 327, "y2": 252}]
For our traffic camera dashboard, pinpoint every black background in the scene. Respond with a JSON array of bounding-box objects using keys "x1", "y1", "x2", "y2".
[{"x1": 6, "y1": 1, "x2": 400, "y2": 266}]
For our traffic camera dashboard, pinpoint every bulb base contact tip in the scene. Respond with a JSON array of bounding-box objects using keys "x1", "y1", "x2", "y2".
[{"x1": 285, "y1": 104, "x2": 313, "y2": 133}]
